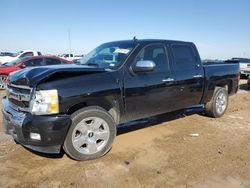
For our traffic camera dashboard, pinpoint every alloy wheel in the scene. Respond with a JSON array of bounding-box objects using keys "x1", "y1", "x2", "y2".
[{"x1": 71, "y1": 117, "x2": 110, "y2": 155}]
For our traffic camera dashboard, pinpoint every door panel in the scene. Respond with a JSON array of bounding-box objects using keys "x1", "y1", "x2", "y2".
[
  {"x1": 169, "y1": 44, "x2": 204, "y2": 109},
  {"x1": 123, "y1": 43, "x2": 177, "y2": 121}
]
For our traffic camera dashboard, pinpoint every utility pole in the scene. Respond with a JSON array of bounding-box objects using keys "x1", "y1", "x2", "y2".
[{"x1": 68, "y1": 29, "x2": 71, "y2": 56}]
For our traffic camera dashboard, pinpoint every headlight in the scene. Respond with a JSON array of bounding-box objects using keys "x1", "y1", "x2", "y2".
[{"x1": 30, "y1": 89, "x2": 59, "y2": 115}]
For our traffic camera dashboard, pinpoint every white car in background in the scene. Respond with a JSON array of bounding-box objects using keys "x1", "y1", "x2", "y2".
[
  {"x1": 0, "y1": 50, "x2": 42, "y2": 64},
  {"x1": 60, "y1": 54, "x2": 83, "y2": 61},
  {"x1": 232, "y1": 58, "x2": 250, "y2": 78}
]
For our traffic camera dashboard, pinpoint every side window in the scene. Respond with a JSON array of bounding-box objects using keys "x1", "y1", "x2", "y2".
[
  {"x1": 24, "y1": 58, "x2": 43, "y2": 67},
  {"x1": 37, "y1": 52, "x2": 42, "y2": 56},
  {"x1": 45, "y1": 58, "x2": 62, "y2": 65},
  {"x1": 61, "y1": 60, "x2": 69, "y2": 64},
  {"x1": 64, "y1": 54, "x2": 73, "y2": 58},
  {"x1": 135, "y1": 44, "x2": 169, "y2": 72},
  {"x1": 20, "y1": 52, "x2": 34, "y2": 58},
  {"x1": 172, "y1": 45, "x2": 197, "y2": 71}
]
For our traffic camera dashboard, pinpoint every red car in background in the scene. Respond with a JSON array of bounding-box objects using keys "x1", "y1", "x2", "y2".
[{"x1": 0, "y1": 56, "x2": 73, "y2": 89}]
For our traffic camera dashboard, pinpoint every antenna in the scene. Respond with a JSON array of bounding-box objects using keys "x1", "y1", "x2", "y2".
[
  {"x1": 133, "y1": 36, "x2": 138, "y2": 43},
  {"x1": 68, "y1": 29, "x2": 72, "y2": 56}
]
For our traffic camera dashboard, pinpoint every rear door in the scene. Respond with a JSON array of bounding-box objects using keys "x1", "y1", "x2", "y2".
[{"x1": 169, "y1": 43, "x2": 204, "y2": 109}]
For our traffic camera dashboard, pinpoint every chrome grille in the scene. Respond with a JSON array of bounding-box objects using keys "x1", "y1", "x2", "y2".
[{"x1": 6, "y1": 84, "x2": 31, "y2": 109}]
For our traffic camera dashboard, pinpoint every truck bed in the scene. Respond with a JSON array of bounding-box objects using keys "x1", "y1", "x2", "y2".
[{"x1": 201, "y1": 61, "x2": 240, "y2": 103}]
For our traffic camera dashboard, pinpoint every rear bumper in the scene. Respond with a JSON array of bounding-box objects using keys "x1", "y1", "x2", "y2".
[{"x1": 2, "y1": 97, "x2": 72, "y2": 154}]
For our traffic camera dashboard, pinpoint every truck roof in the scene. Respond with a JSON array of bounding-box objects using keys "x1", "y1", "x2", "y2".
[
  {"x1": 104, "y1": 39, "x2": 194, "y2": 46},
  {"x1": 21, "y1": 50, "x2": 39, "y2": 53}
]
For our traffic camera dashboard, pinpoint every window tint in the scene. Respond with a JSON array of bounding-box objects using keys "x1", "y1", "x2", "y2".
[
  {"x1": 38, "y1": 52, "x2": 42, "y2": 56},
  {"x1": 24, "y1": 58, "x2": 43, "y2": 67},
  {"x1": 45, "y1": 58, "x2": 62, "y2": 65},
  {"x1": 65, "y1": 54, "x2": 73, "y2": 58},
  {"x1": 172, "y1": 45, "x2": 197, "y2": 71},
  {"x1": 61, "y1": 60, "x2": 69, "y2": 64},
  {"x1": 20, "y1": 52, "x2": 34, "y2": 58},
  {"x1": 135, "y1": 44, "x2": 168, "y2": 71}
]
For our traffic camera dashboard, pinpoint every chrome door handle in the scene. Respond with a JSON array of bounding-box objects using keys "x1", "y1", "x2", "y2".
[
  {"x1": 162, "y1": 78, "x2": 174, "y2": 82},
  {"x1": 193, "y1": 74, "x2": 203, "y2": 78}
]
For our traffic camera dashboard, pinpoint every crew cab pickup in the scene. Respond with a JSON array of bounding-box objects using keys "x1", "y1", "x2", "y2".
[{"x1": 2, "y1": 39, "x2": 240, "y2": 160}]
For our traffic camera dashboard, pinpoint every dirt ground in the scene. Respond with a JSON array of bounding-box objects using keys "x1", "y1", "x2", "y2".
[{"x1": 0, "y1": 80, "x2": 249, "y2": 188}]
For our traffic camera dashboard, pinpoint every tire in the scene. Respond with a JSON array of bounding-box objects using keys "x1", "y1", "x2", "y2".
[
  {"x1": 63, "y1": 106, "x2": 117, "y2": 160},
  {"x1": 205, "y1": 87, "x2": 229, "y2": 118},
  {"x1": 0, "y1": 74, "x2": 7, "y2": 90}
]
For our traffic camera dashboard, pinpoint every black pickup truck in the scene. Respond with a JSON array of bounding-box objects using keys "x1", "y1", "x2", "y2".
[{"x1": 2, "y1": 39, "x2": 240, "y2": 160}]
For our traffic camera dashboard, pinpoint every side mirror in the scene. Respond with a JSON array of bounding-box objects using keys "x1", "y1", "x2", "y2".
[
  {"x1": 132, "y1": 60, "x2": 156, "y2": 72},
  {"x1": 18, "y1": 64, "x2": 26, "y2": 69}
]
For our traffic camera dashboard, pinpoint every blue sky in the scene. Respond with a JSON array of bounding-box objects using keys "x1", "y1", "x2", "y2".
[{"x1": 0, "y1": 0, "x2": 249, "y2": 59}]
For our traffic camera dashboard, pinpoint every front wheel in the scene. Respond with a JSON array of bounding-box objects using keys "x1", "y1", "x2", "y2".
[
  {"x1": 63, "y1": 106, "x2": 116, "y2": 160},
  {"x1": 0, "y1": 75, "x2": 7, "y2": 89},
  {"x1": 205, "y1": 87, "x2": 229, "y2": 118}
]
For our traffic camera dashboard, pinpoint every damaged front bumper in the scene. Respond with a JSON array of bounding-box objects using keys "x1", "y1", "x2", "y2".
[{"x1": 2, "y1": 96, "x2": 72, "y2": 154}]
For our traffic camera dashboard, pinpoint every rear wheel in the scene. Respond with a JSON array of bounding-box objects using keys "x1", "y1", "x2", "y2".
[
  {"x1": 0, "y1": 75, "x2": 7, "y2": 89},
  {"x1": 63, "y1": 106, "x2": 116, "y2": 160},
  {"x1": 205, "y1": 87, "x2": 228, "y2": 118}
]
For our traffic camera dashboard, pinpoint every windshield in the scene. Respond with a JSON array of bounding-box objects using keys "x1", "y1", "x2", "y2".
[
  {"x1": 3, "y1": 57, "x2": 28, "y2": 66},
  {"x1": 79, "y1": 41, "x2": 136, "y2": 70},
  {"x1": 11, "y1": 51, "x2": 23, "y2": 57}
]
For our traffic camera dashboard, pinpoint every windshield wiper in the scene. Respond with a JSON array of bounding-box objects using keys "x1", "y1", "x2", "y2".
[{"x1": 82, "y1": 63, "x2": 99, "y2": 67}]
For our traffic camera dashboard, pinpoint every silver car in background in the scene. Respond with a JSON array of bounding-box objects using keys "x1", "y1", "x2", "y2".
[{"x1": 232, "y1": 58, "x2": 250, "y2": 78}]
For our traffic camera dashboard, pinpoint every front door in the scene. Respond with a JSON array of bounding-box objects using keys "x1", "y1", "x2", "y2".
[{"x1": 123, "y1": 43, "x2": 177, "y2": 121}]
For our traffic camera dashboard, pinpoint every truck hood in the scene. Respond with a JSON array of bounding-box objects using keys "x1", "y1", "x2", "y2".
[{"x1": 8, "y1": 64, "x2": 106, "y2": 87}]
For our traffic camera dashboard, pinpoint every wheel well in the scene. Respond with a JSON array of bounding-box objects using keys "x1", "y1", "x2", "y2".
[
  {"x1": 66, "y1": 99, "x2": 120, "y2": 124},
  {"x1": 216, "y1": 80, "x2": 232, "y2": 94},
  {"x1": 67, "y1": 102, "x2": 87, "y2": 115}
]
